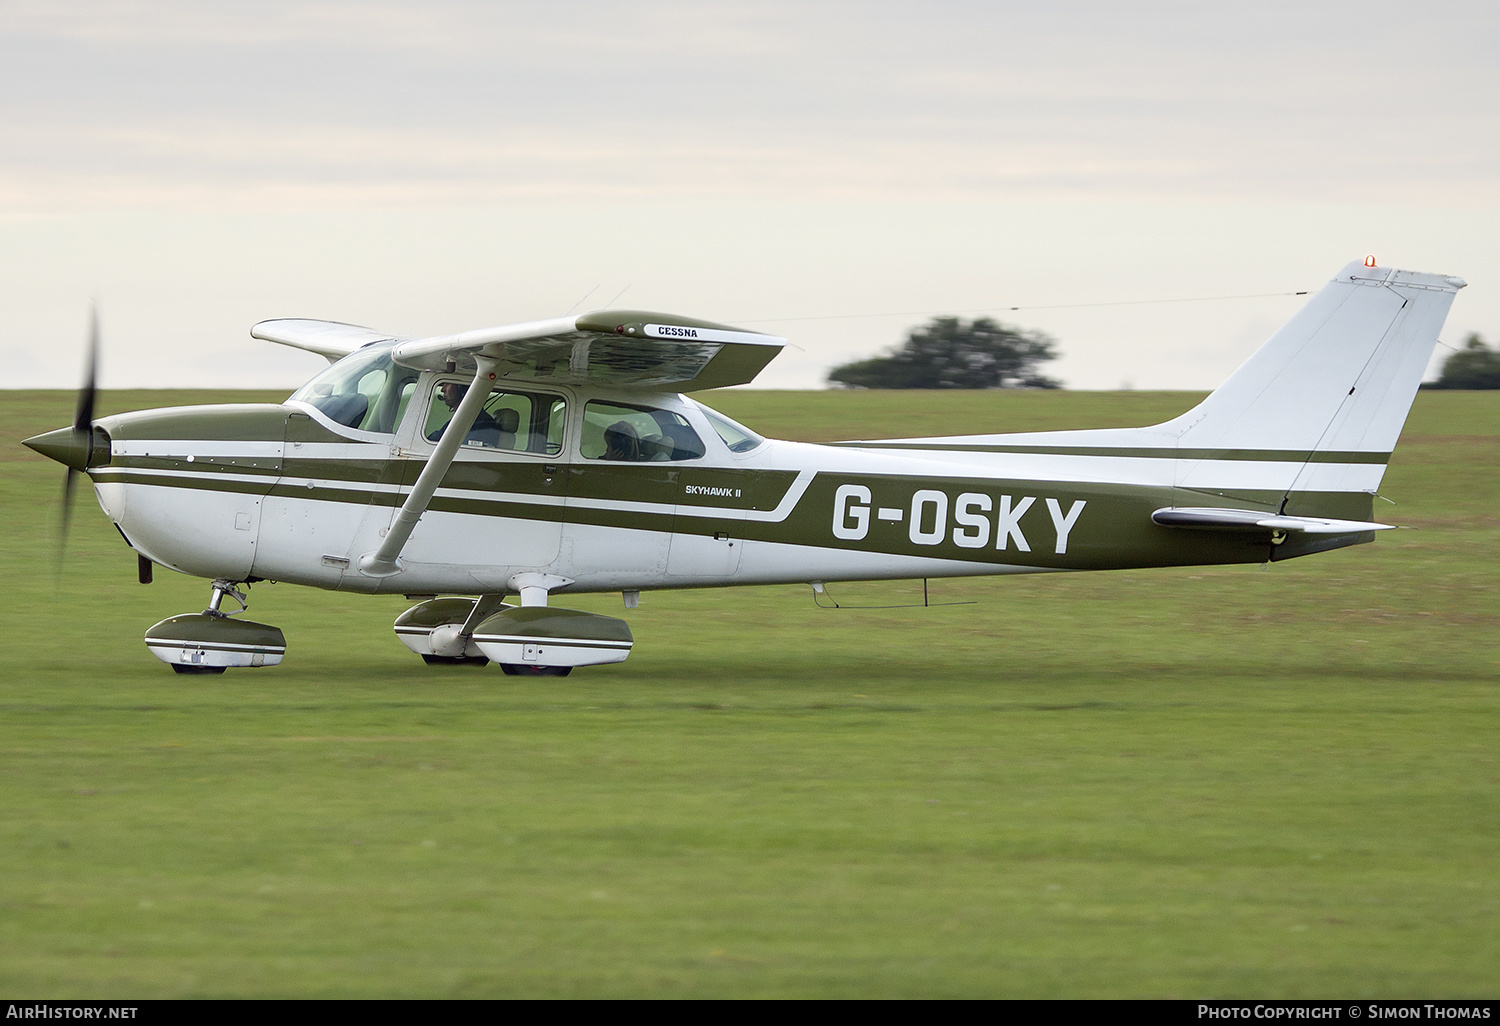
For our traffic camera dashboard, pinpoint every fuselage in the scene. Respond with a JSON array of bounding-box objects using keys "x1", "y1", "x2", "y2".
[{"x1": 82, "y1": 369, "x2": 1374, "y2": 599}]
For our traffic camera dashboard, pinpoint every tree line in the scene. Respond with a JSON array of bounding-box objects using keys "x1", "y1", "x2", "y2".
[
  {"x1": 826, "y1": 319, "x2": 1500, "y2": 390},
  {"x1": 828, "y1": 317, "x2": 1060, "y2": 390},
  {"x1": 1426, "y1": 334, "x2": 1500, "y2": 389}
]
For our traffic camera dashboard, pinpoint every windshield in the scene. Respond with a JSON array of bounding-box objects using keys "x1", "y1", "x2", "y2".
[
  {"x1": 691, "y1": 400, "x2": 764, "y2": 453},
  {"x1": 287, "y1": 342, "x2": 419, "y2": 434}
]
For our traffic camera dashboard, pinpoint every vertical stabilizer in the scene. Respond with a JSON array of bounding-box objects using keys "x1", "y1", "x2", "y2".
[
  {"x1": 844, "y1": 259, "x2": 1464, "y2": 523},
  {"x1": 1165, "y1": 261, "x2": 1464, "y2": 513},
  {"x1": 1165, "y1": 261, "x2": 1464, "y2": 453}
]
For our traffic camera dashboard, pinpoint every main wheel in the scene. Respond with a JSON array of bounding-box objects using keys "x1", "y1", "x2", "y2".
[
  {"x1": 499, "y1": 664, "x2": 572, "y2": 677},
  {"x1": 171, "y1": 664, "x2": 226, "y2": 675},
  {"x1": 421, "y1": 654, "x2": 490, "y2": 666}
]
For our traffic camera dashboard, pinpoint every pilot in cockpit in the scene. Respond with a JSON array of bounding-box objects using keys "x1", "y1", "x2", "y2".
[{"x1": 428, "y1": 382, "x2": 502, "y2": 446}]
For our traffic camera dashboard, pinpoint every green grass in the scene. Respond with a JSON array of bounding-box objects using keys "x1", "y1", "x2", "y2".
[{"x1": 2, "y1": 389, "x2": 1496, "y2": 997}]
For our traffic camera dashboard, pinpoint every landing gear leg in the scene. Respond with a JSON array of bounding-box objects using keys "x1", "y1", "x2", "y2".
[{"x1": 206, "y1": 580, "x2": 248, "y2": 616}]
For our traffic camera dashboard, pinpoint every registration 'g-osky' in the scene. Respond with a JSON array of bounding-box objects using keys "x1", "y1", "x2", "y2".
[{"x1": 24, "y1": 260, "x2": 1465, "y2": 675}]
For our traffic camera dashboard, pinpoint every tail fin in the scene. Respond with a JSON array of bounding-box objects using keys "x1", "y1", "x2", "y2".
[
  {"x1": 1164, "y1": 261, "x2": 1464, "y2": 452},
  {"x1": 1166, "y1": 260, "x2": 1464, "y2": 515},
  {"x1": 858, "y1": 260, "x2": 1463, "y2": 522}
]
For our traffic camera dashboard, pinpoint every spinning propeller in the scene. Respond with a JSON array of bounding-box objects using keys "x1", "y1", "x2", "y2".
[
  {"x1": 23, "y1": 309, "x2": 151, "y2": 582},
  {"x1": 60, "y1": 307, "x2": 100, "y2": 553}
]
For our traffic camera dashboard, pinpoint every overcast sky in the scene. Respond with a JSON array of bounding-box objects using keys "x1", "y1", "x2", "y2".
[{"x1": 3, "y1": 0, "x2": 1496, "y2": 391}]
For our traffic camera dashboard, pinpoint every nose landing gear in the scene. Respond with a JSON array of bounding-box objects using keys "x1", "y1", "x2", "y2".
[{"x1": 143, "y1": 579, "x2": 286, "y2": 675}]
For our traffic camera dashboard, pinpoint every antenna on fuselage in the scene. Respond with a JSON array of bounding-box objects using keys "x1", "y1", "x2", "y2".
[{"x1": 563, "y1": 285, "x2": 600, "y2": 316}]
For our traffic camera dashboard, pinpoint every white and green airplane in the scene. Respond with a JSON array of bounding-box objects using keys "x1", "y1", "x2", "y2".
[{"x1": 25, "y1": 259, "x2": 1464, "y2": 675}]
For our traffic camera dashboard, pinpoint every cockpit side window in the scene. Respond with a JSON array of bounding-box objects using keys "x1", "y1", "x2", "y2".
[
  {"x1": 581, "y1": 400, "x2": 706, "y2": 462},
  {"x1": 287, "y1": 342, "x2": 418, "y2": 434},
  {"x1": 423, "y1": 380, "x2": 566, "y2": 455}
]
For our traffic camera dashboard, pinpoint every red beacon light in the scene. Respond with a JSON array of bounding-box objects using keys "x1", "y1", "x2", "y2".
[{"x1": 1364, "y1": 255, "x2": 1377, "y2": 267}]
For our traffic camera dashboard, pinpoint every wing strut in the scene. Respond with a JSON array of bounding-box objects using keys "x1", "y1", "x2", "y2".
[{"x1": 357, "y1": 357, "x2": 500, "y2": 578}]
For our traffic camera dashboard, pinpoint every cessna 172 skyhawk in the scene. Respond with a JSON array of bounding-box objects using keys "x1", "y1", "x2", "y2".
[{"x1": 24, "y1": 259, "x2": 1464, "y2": 675}]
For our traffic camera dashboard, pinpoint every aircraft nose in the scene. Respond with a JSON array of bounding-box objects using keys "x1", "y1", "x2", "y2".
[{"x1": 23, "y1": 427, "x2": 92, "y2": 472}]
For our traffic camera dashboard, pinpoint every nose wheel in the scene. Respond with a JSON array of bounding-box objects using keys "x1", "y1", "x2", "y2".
[
  {"x1": 144, "y1": 580, "x2": 286, "y2": 675},
  {"x1": 172, "y1": 662, "x2": 226, "y2": 676}
]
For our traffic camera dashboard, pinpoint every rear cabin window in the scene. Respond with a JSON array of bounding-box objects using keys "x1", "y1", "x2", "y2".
[
  {"x1": 424, "y1": 382, "x2": 566, "y2": 455},
  {"x1": 581, "y1": 401, "x2": 706, "y2": 462},
  {"x1": 694, "y1": 402, "x2": 764, "y2": 453}
]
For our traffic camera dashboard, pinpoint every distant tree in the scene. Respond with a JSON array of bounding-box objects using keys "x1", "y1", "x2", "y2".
[
  {"x1": 828, "y1": 316, "x2": 1061, "y2": 389},
  {"x1": 1429, "y1": 334, "x2": 1500, "y2": 389}
]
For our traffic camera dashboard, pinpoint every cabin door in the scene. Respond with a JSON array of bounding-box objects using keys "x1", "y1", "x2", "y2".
[{"x1": 393, "y1": 379, "x2": 570, "y2": 588}]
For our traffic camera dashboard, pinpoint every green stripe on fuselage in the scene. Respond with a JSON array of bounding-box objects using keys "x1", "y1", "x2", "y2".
[{"x1": 94, "y1": 456, "x2": 1378, "y2": 573}]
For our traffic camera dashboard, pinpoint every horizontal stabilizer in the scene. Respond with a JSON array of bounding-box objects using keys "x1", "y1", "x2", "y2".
[
  {"x1": 1152, "y1": 507, "x2": 1397, "y2": 534},
  {"x1": 251, "y1": 319, "x2": 406, "y2": 363}
]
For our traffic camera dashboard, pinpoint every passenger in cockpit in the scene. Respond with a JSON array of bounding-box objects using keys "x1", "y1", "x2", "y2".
[{"x1": 602, "y1": 422, "x2": 641, "y2": 461}]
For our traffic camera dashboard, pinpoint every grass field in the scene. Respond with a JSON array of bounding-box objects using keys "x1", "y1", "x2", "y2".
[{"x1": 2, "y1": 388, "x2": 1496, "y2": 998}]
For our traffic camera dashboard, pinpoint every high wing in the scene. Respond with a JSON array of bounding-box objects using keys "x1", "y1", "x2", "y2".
[
  {"x1": 387, "y1": 309, "x2": 784, "y2": 391},
  {"x1": 251, "y1": 319, "x2": 408, "y2": 363},
  {"x1": 256, "y1": 310, "x2": 784, "y2": 390}
]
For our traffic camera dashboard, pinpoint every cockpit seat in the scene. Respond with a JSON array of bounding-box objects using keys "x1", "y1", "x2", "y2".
[
  {"x1": 315, "y1": 392, "x2": 369, "y2": 429},
  {"x1": 493, "y1": 408, "x2": 520, "y2": 449}
]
